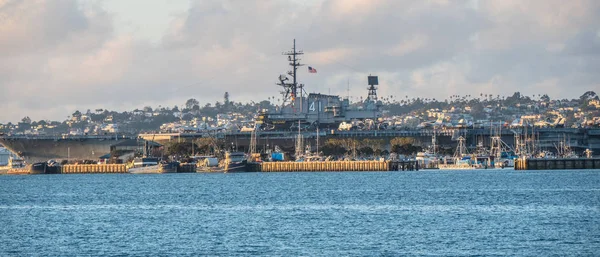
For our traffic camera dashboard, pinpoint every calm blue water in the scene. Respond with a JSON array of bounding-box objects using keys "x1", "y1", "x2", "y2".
[{"x1": 1, "y1": 170, "x2": 600, "y2": 256}]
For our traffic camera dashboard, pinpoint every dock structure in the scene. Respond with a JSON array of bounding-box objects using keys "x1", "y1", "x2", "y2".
[
  {"x1": 515, "y1": 158, "x2": 600, "y2": 170},
  {"x1": 61, "y1": 164, "x2": 128, "y2": 173},
  {"x1": 251, "y1": 160, "x2": 418, "y2": 172}
]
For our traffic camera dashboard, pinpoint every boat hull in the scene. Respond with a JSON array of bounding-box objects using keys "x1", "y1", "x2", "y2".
[
  {"x1": 129, "y1": 163, "x2": 178, "y2": 174},
  {"x1": 224, "y1": 162, "x2": 248, "y2": 173},
  {"x1": 196, "y1": 166, "x2": 225, "y2": 173},
  {"x1": 438, "y1": 163, "x2": 479, "y2": 170},
  {"x1": 29, "y1": 162, "x2": 61, "y2": 174}
]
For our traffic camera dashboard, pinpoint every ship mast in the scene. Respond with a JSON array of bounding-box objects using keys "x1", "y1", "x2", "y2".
[{"x1": 278, "y1": 39, "x2": 304, "y2": 109}]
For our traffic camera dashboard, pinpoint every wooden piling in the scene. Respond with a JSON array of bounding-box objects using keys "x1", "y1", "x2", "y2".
[
  {"x1": 258, "y1": 160, "x2": 415, "y2": 172},
  {"x1": 60, "y1": 164, "x2": 128, "y2": 174}
]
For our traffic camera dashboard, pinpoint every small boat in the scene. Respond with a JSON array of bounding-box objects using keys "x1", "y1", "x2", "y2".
[
  {"x1": 1, "y1": 156, "x2": 29, "y2": 174},
  {"x1": 128, "y1": 157, "x2": 178, "y2": 174},
  {"x1": 8, "y1": 156, "x2": 26, "y2": 168}
]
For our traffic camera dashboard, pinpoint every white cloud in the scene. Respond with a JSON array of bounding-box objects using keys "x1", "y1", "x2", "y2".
[
  {"x1": 0, "y1": 0, "x2": 599, "y2": 123},
  {"x1": 387, "y1": 35, "x2": 429, "y2": 56}
]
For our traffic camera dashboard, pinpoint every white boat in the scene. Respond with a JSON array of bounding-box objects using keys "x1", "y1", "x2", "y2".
[
  {"x1": 439, "y1": 161, "x2": 478, "y2": 170},
  {"x1": 128, "y1": 157, "x2": 178, "y2": 174}
]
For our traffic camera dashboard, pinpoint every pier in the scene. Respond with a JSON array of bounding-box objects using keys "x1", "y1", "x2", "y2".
[{"x1": 515, "y1": 158, "x2": 600, "y2": 170}]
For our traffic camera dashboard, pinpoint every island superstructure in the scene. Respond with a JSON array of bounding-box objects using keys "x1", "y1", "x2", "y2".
[{"x1": 256, "y1": 40, "x2": 382, "y2": 131}]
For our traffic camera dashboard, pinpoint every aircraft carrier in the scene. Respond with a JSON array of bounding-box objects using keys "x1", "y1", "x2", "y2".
[{"x1": 256, "y1": 40, "x2": 382, "y2": 131}]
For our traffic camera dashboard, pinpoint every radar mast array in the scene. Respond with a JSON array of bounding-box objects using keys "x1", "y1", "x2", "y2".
[{"x1": 277, "y1": 39, "x2": 304, "y2": 108}]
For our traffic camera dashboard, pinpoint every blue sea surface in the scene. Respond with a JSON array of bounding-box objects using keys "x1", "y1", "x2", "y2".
[{"x1": 1, "y1": 170, "x2": 600, "y2": 255}]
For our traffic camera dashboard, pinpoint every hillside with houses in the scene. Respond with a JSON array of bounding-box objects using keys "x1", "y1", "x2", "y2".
[{"x1": 1, "y1": 91, "x2": 599, "y2": 136}]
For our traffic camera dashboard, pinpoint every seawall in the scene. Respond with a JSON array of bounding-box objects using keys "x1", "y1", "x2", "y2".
[{"x1": 515, "y1": 158, "x2": 600, "y2": 170}]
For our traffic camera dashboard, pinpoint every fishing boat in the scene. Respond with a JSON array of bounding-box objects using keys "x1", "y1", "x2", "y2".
[
  {"x1": 223, "y1": 152, "x2": 247, "y2": 173},
  {"x1": 439, "y1": 136, "x2": 480, "y2": 170},
  {"x1": 416, "y1": 132, "x2": 440, "y2": 169}
]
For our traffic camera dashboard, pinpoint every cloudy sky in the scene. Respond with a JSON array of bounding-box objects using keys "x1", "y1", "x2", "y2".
[{"x1": 1, "y1": 0, "x2": 599, "y2": 123}]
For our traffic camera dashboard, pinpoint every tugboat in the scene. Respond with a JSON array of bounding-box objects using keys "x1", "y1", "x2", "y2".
[{"x1": 256, "y1": 40, "x2": 382, "y2": 131}]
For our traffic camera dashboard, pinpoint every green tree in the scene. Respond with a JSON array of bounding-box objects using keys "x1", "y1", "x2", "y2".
[
  {"x1": 21, "y1": 116, "x2": 31, "y2": 124},
  {"x1": 540, "y1": 94, "x2": 550, "y2": 102},
  {"x1": 165, "y1": 141, "x2": 201, "y2": 157},
  {"x1": 185, "y1": 98, "x2": 199, "y2": 110},
  {"x1": 224, "y1": 92, "x2": 230, "y2": 109},
  {"x1": 358, "y1": 146, "x2": 374, "y2": 155},
  {"x1": 321, "y1": 143, "x2": 346, "y2": 156},
  {"x1": 390, "y1": 137, "x2": 415, "y2": 146},
  {"x1": 391, "y1": 144, "x2": 422, "y2": 155}
]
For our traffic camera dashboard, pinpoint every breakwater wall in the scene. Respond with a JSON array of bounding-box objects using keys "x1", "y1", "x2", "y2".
[
  {"x1": 515, "y1": 158, "x2": 600, "y2": 170},
  {"x1": 250, "y1": 160, "x2": 418, "y2": 172}
]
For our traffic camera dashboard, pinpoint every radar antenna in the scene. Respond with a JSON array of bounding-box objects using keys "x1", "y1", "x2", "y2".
[{"x1": 366, "y1": 75, "x2": 379, "y2": 102}]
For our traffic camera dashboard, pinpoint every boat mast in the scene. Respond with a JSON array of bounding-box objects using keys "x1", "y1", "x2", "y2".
[
  {"x1": 432, "y1": 129, "x2": 437, "y2": 156},
  {"x1": 316, "y1": 126, "x2": 319, "y2": 156},
  {"x1": 454, "y1": 136, "x2": 468, "y2": 159},
  {"x1": 295, "y1": 120, "x2": 304, "y2": 159},
  {"x1": 248, "y1": 125, "x2": 257, "y2": 161}
]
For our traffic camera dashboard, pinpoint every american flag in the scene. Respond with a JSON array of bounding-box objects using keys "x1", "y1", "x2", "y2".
[{"x1": 308, "y1": 66, "x2": 317, "y2": 73}]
